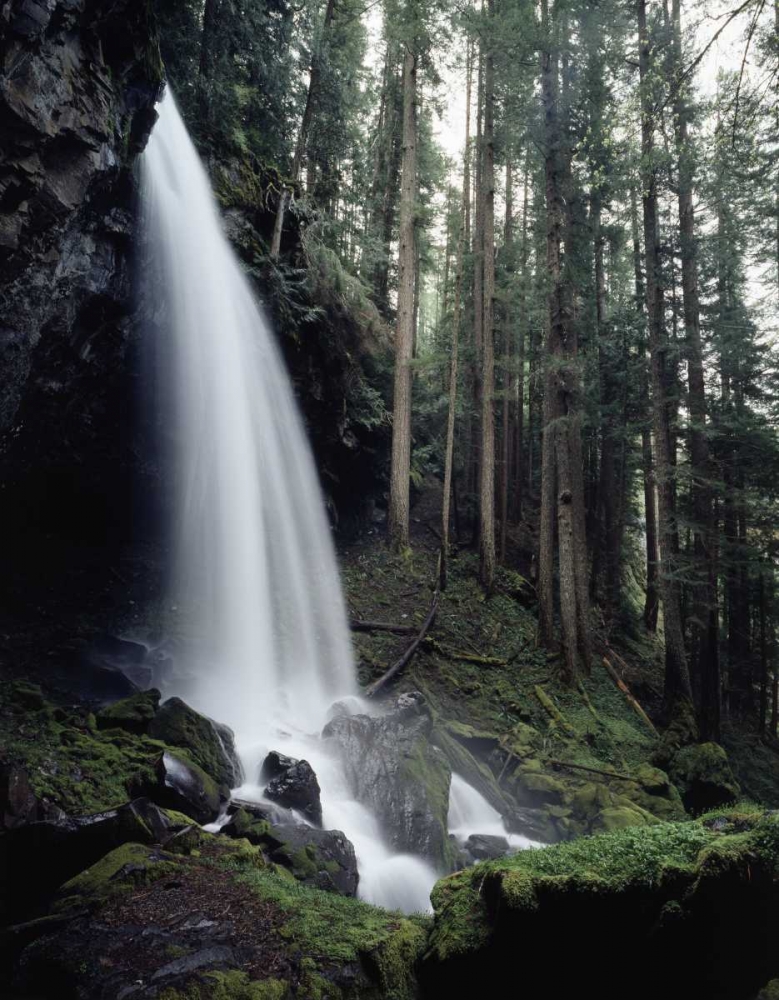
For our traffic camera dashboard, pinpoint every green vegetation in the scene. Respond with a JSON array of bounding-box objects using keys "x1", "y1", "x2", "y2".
[
  {"x1": 427, "y1": 811, "x2": 779, "y2": 963},
  {"x1": 220, "y1": 856, "x2": 427, "y2": 997}
]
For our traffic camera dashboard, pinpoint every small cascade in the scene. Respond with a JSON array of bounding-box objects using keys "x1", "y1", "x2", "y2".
[{"x1": 448, "y1": 773, "x2": 539, "y2": 853}]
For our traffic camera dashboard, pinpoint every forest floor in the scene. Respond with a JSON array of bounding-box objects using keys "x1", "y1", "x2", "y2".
[{"x1": 340, "y1": 478, "x2": 779, "y2": 822}]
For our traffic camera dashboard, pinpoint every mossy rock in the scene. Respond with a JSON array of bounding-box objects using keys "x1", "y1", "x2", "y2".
[
  {"x1": 510, "y1": 767, "x2": 566, "y2": 807},
  {"x1": 423, "y1": 813, "x2": 779, "y2": 1000},
  {"x1": 592, "y1": 804, "x2": 652, "y2": 833},
  {"x1": 149, "y1": 697, "x2": 241, "y2": 787},
  {"x1": 669, "y1": 742, "x2": 741, "y2": 814},
  {"x1": 55, "y1": 842, "x2": 178, "y2": 911},
  {"x1": 95, "y1": 689, "x2": 161, "y2": 734},
  {"x1": 756, "y1": 980, "x2": 779, "y2": 1000},
  {"x1": 147, "y1": 750, "x2": 229, "y2": 824}
]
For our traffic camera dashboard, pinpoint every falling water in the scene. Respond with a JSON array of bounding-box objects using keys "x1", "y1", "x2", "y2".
[
  {"x1": 141, "y1": 91, "x2": 438, "y2": 911},
  {"x1": 448, "y1": 774, "x2": 539, "y2": 851}
]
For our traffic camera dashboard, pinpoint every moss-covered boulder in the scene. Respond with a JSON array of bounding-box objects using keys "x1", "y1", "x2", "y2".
[
  {"x1": 95, "y1": 689, "x2": 161, "y2": 734},
  {"x1": 146, "y1": 751, "x2": 229, "y2": 824},
  {"x1": 423, "y1": 810, "x2": 779, "y2": 1000},
  {"x1": 148, "y1": 697, "x2": 242, "y2": 788},
  {"x1": 12, "y1": 840, "x2": 425, "y2": 1000},
  {"x1": 669, "y1": 742, "x2": 741, "y2": 814}
]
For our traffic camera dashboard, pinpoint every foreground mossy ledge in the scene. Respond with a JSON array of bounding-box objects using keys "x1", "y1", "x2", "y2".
[{"x1": 422, "y1": 808, "x2": 779, "y2": 1000}]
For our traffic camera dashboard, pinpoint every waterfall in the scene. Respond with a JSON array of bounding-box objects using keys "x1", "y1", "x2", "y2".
[
  {"x1": 448, "y1": 774, "x2": 539, "y2": 851},
  {"x1": 141, "y1": 90, "x2": 438, "y2": 912},
  {"x1": 142, "y1": 92, "x2": 355, "y2": 739}
]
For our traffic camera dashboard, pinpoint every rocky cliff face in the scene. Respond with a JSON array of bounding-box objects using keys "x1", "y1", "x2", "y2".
[{"x1": 0, "y1": 0, "x2": 163, "y2": 625}]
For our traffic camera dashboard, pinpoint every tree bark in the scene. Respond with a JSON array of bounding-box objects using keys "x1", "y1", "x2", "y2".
[
  {"x1": 670, "y1": 0, "x2": 720, "y2": 739},
  {"x1": 499, "y1": 155, "x2": 513, "y2": 564},
  {"x1": 637, "y1": 0, "x2": 695, "y2": 724},
  {"x1": 479, "y1": 2, "x2": 497, "y2": 591},
  {"x1": 387, "y1": 47, "x2": 418, "y2": 551},
  {"x1": 270, "y1": 0, "x2": 336, "y2": 257},
  {"x1": 441, "y1": 42, "x2": 473, "y2": 591}
]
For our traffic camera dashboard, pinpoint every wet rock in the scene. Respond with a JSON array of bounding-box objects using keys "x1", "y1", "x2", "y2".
[
  {"x1": 259, "y1": 750, "x2": 299, "y2": 784},
  {"x1": 147, "y1": 751, "x2": 229, "y2": 824},
  {"x1": 265, "y1": 760, "x2": 322, "y2": 826},
  {"x1": 148, "y1": 697, "x2": 243, "y2": 788},
  {"x1": 323, "y1": 696, "x2": 453, "y2": 868},
  {"x1": 465, "y1": 834, "x2": 510, "y2": 861},
  {"x1": 95, "y1": 689, "x2": 161, "y2": 734},
  {"x1": 504, "y1": 806, "x2": 559, "y2": 844}
]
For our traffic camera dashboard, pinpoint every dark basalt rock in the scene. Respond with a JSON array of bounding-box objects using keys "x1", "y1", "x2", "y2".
[
  {"x1": 0, "y1": 0, "x2": 163, "y2": 638},
  {"x1": 322, "y1": 692, "x2": 453, "y2": 868},
  {"x1": 266, "y1": 823, "x2": 359, "y2": 897},
  {"x1": 265, "y1": 760, "x2": 322, "y2": 827},
  {"x1": 146, "y1": 751, "x2": 229, "y2": 825},
  {"x1": 259, "y1": 750, "x2": 299, "y2": 785},
  {"x1": 0, "y1": 794, "x2": 186, "y2": 921}
]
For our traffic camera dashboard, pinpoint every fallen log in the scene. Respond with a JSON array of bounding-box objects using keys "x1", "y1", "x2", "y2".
[
  {"x1": 350, "y1": 619, "x2": 417, "y2": 635},
  {"x1": 602, "y1": 657, "x2": 659, "y2": 737},
  {"x1": 548, "y1": 758, "x2": 637, "y2": 783},
  {"x1": 534, "y1": 685, "x2": 576, "y2": 737},
  {"x1": 423, "y1": 637, "x2": 506, "y2": 666},
  {"x1": 364, "y1": 589, "x2": 440, "y2": 699}
]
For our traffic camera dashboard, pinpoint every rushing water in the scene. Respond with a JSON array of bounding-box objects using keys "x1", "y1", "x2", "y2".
[
  {"x1": 448, "y1": 774, "x2": 539, "y2": 852},
  {"x1": 141, "y1": 91, "x2": 534, "y2": 914},
  {"x1": 141, "y1": 91, "x2": 438, "y2": 912}
]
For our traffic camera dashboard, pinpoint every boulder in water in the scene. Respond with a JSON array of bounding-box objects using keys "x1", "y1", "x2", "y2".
[
  {"x1": 259, "y1": 750, "x2": 299, "y2": 784},
  {"x1": 264, "y1": 759, "x2": 322, "y2": 826},
  {"x1": 323, "y1": 694, "x2": 453, "y2": 868},
  {"x1": 148, "y1": 697, "x2": 243, "y2": 788}
]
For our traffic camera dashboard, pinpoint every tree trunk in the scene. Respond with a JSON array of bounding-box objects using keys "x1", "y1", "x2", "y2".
[
  {"x1": 387, "y1": 47, "x2": 418, "y2": 551},
  {"x1": 499, "y1": 156, "x2": 513, "y2": 564},
  {"x1": 537, "y1": 0, "x2": 590, "y2": 679},
  {"x1": 671, "y1": 0, "x2": 720, "y2": 740},
  {"x1": 637, "y1": 0, "x2": 695, "y2": 725},
  {"x1": 441, "y1": 43, "x2": 473, "y2": 590},
  {"x1": 270, "y1": 0, "x2": 336, "y2": 257},
  {"x1": 631, "y1": 185, "x2": 660, "y2": 632},
  {"x1": 479, "y1": 0, "x2": 497, "y2": 590}
]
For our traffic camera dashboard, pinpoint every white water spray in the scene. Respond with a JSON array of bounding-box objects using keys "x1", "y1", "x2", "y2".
[{"x1": 141, "y1": 91, "x2": 437, "y2": 911}]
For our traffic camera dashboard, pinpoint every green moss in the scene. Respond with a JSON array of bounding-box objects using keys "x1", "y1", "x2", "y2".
[
  {"x1": 149, "y1": 698, "x2": 235, "y2": 787},
  {"x1": 428, "y1": 813, "x2": 779, "y2": 965},
  {"x1": 756, "y1": 980, "x2": 779, "y2": 1000},
  {"x1": 96, "y1": 690, "x2": 161, "y2": 734},
  {"x1": 159, "y1": 971, "x2": 289, "y2": 1000},
  {"x1": 219, "y1": 856, "x2": 427, "y2": 984},
  {"x1": 398, "y1": 739, "x2": 454, "y2": 870},
  {"x1": 669, "y1": 742, "x2": 741, "y2": 813},
  {"x1": 56, "y1": 843, "x2": 177, "y2": 910}
]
